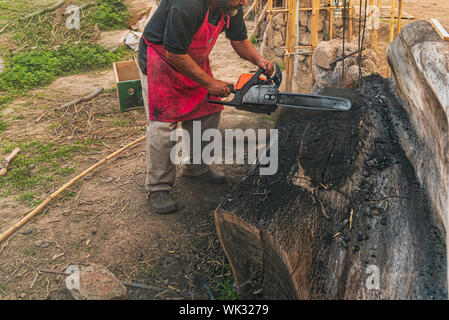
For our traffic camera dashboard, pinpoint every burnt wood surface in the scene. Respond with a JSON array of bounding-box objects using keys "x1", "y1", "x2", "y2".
[{"x1": 215, "y1": 75, "x2": 447, "y2": 299}]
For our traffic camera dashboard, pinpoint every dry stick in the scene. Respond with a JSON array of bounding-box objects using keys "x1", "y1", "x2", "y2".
[
  {"x1": 0, "y1": 148, "x2": 21, "y2": 178},
  {"x1": 250, "y1": 2, "x2": 269, "y2": 40},
  {"x1": 0, "y1": 136, "x2": 146, "y2": 244},
  {"x1": 20, "y1": 0, "x2": 66, "y2": 20},
  {"x1": 58, "y1": 88, "x2": 105, "y2": 110},
  {"x1": 243, "y1": 0, "x2": 257, "y2": 20},
  {"x1": 0, "y1": 24, "x2": 9, "y2": 33}
]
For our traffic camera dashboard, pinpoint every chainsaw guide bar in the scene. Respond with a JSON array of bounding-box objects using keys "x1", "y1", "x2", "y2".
[{"x1": 207, "y1": 64, "x2": 352, "y2": 115}]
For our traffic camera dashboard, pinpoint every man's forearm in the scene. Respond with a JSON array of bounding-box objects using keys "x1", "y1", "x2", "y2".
[
  {"x1": 230, "y1": 39, "x2": 263, "y2": 65},
  {"x1": 166, "y1": 51, "x2": 214, "y2": 87},
  {"x1": 165, "y1": 51, "x2": 231, "y2": 97}
]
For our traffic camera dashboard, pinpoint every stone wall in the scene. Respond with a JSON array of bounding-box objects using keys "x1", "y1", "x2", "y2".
[
  {"x1": 311, "y1": 38, "x2": 379, "y2": 91},
  {"x1": 256, "y1": 1, "x2": 353, "y2": 88}
]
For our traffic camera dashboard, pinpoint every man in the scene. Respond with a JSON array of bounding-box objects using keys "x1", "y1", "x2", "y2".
[{"x1": 138, "y1": 0, "x2": 274, "y2": 214}]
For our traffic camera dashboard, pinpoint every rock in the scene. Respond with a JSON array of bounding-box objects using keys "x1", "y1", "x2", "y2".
[
  {"x1": 299, "y1": 30, "x2": 311, "y2": 46},
  {"x1": 20, "y1": 229, "x2": 33, "y2": 236},
  {"x1": 103, "y1": 177, "x2": 114, "y2": 183},
  {"x1": 307, "y1": 12, "x2": 325, "y2": 33},
  {"x1": 297, "y1": 53, "x2": 307, "y2": 62},
  {"x1": 0, "y1": 56, "x2": 4, "y2": 74},
  {"x1": 346, "y1": 64, "x2": 361, "y2": 84},
  {"x1": 272, "y1": 29, "x2": 284, "y2": 47},
  {"x1": 272, "y1": 47, "x2": 285, "y2": 58},
  {"x1": 299, "y1": 11, "x2": 308, "y2": 27},
  {"x1": 309, "y1": 39, "x2": 380, "y2": 88},
  {"x1": 67, "y1": 264, "x2": 127, "y2": 300},
  {"x1": 312, "y1": 62, "x2": 333, "y2": 88},
  {"x1": 272, "y1": 13, "x2": 286, "y2": 26},
  {"x1": 312, "y1": 41, "x2": 337, "y2": 69},
  {"x1": 35, "y1": 240, "x2": 50, "y2": 248},
  {"x1": 27, "y1": 164, "x2": 36, "y2": 170},
  {"x1": 299, "y1": 0, "x2": 311, "y2": 8}
]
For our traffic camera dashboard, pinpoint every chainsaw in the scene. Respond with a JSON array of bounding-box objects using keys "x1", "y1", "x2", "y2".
[{"x1": 206, "y1": 64, "x2": 351, "y2": 115}]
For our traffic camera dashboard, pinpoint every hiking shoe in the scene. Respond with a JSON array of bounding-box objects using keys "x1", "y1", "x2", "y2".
[
  {"x1": 184, "y1": 169, "x2": 227, "y2": 184},
  {"x1": 147, "y1": 191, "x2": 178, "y2": 214}
]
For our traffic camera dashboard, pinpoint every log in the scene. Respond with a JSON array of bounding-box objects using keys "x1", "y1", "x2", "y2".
[
  {"x1": 215, "y1": 77, "x2": 447, "y2": 299},
  {"x1": 387, "y1": 20, "x2": 449, "y2": 288}
]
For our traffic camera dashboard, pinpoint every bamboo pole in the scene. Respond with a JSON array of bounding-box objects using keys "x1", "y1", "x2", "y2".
[
  {"x1": 369, "y1": 0, "x2": 374, "y2": 48},
  {"x1": 329, "y1": 0, "x2": 334, "y2": 40},
  {"x1": 348, "y1": 0, "x2": 353, "y2": 41},
  {"x1": 389, "y1": 0, "x2": 396, "y2": 43},
  {"x1": 397, "y1": 0, "x2": 403, "y2": 33},
  {"x1": 285, "y1": 0, "x2": 298, "y2": 92},
  {"x1": 309, "y1": 0, "x2": 319, "y2": 74},
  {"x1": 0, "y1": 136, "x2": 146, "y2": 244},
  {"x1": 388, "y1": 0, "x2": 396, "y2": 76},
  {"x1": 374, "y1": 0, "x2": 381, "y2": 50},
  {"x1": 243, "y1": 0, "x2": 257, "y2": 20},
  {"x1": 268, "y1": 0, "x2": 273, "y2": 21}
]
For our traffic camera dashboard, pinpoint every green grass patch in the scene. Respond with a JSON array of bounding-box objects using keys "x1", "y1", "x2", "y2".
[
  {"x1": 17, "y1": 191, "x2": 42, "y2": 207},
  {"x1": 215, "y1": 278, "x2": 238, "y2": 300},
  {"x1": 23, "y1": 244, "x2": 38, "y2": 256},
  {"x1": 113, "y1": 117, "x2": 130, "y2": 127},
  {"x1": 0, "y1": 140, "x2": 91, "y2": 194},
  {"x1": 0, "y1": 117, "x2": 7, "y2": 133},
  {"x1": 211, "y1": 264, "x2": 239, "y2": 300},
  {"x1": 278, "y1": 61, "x2": 287, "y2": 70},
  {"x1": 90, "y1": 0, "x2": 131, "y2": 31},
  {"x1": 0, "y1": 43, "x2": 127, "y2": 92},
  {"x1": 260, "y1": 113, "x2": 278, "y2": 123}
]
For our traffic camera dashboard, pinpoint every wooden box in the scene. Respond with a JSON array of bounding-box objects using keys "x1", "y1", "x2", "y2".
[{"x1": 113, "y1": 61, "x2": 144, "y2": 112}]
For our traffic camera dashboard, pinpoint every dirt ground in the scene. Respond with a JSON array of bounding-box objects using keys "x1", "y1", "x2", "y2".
[{"x1": 0, "y1": 0, "x2": 448, "y2": 300}]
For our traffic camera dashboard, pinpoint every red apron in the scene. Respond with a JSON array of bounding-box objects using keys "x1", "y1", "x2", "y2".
[{"x1": 143, "y1": 10, "x2": 228, "y2": 122}]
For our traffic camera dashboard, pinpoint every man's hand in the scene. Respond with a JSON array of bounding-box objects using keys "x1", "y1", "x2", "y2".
[
  {"x1": 230, "y1": 39, "x2": 274, "y2": 77},
  {"x1": 256, "y1": 58, "x2": 275, "y2": 77},
  {"x1": 205, "y1": 79, "x2": 232, "y2": 97}
]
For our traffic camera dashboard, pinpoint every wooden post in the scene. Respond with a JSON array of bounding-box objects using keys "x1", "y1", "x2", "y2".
[
  {"x1": 268, "y1": 0, "x2": 273, "y2": 21},
  {"x1": 310, "y1": 0, "x2": 320, "y2": 73},
  {"x1": 374, "y1": 0, "x2": 381, "y2": 50},
  {"x1": 369, "y1": 0, "x2": 374, "y2": 48},
  {"x1": 387, "y1": 0, "x2": 396, "y2": 76},
  {"x1": 329, "y1": 0, "x2": 334, "y2": 40},
  {"x1": 286, "y1": 0, "x2": 298, "y2": 92},
  {"x1": 397, "y1": 0, "x2": 403, "y2": 33},
  {"x1": 348, "y1": 0, "x2": 353, "y2": 41},
  {"x1": 389, "y1": 0, "x2": 396, "y2": 42}
]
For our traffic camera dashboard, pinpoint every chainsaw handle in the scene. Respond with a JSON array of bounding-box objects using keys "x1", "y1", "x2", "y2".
[{"x1": 206, "y1": 84, "x2": 238, "y2": 105}]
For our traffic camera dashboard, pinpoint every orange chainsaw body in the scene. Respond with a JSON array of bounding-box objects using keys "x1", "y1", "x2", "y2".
[{"x1": 236, "y1": 73, "x2": 267, "y2": 90}]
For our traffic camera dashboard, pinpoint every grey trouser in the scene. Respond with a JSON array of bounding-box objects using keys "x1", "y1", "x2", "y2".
[{"x1": 138, "y1": 66, "x2": 221, "y2": 193}]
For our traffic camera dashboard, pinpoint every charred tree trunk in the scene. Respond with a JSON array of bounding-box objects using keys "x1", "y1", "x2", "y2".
[{"x1": 215, "y1": 76, "x2": 447, "y2": 299}]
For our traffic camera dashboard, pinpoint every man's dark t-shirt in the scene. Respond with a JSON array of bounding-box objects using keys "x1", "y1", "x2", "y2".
[{"x1": 138, "y1": 0, "x2": 248, "y2": 75}]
